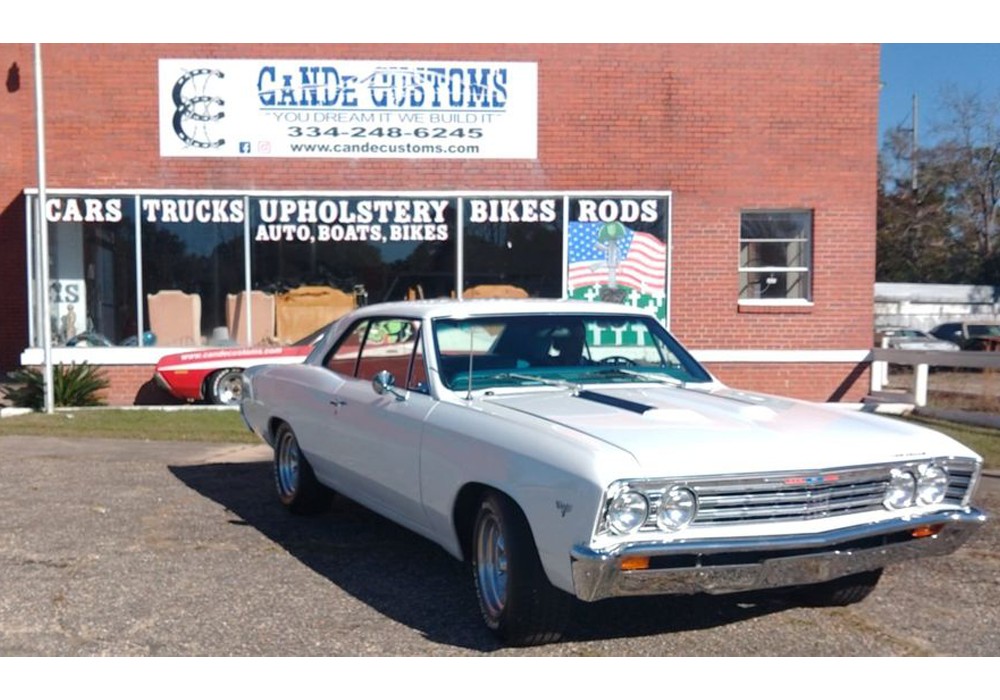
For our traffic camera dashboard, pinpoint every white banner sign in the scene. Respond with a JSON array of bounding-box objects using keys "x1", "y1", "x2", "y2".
[{"x1": 158, "y1": 59, "x2": 537, "y2": 159}]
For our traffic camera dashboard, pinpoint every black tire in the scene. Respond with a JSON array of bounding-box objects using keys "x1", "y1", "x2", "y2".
[
  {"x1": 795, "y1": 568, "x2": 883, "y2": 607},
  {"x1": 471, "y1": 491, "x2": 572, "y2": 646},
  {"x1": 272, "y1": 423, "x2": 333, "y2": 515},
  {"x1": 207, "y1": 368, "x2": 244, "y2": 405}
]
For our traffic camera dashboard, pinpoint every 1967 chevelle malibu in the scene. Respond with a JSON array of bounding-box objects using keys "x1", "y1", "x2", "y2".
[{"x1": 240, "y1": 299, "x2": 987, "y2": 645}]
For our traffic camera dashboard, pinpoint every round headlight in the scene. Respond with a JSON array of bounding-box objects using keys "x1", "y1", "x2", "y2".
[
  {"x1": 917, "y1": 464, "x2": 949, "y2": 505},
  {"x1": 657, "y1": 486, "x2": 698, "y2": 532},
  {"x1": 607, "y1": 490, "x2": 649, "y2": 534},
  {"x1": 884, "y1": 468, "x2": 916, "y2": 509}
]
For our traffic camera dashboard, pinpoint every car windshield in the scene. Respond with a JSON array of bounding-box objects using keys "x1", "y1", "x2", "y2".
[{"x1": 433, "y1": 313, "x2": 712, "y2": 391}]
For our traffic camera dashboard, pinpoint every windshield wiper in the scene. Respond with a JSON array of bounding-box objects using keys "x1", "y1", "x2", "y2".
[
  {"x1": 493, "y1": 373, "x2": 584, "y2": 393},
  {"x1": 585, "y1": 367, "x2": 687, "y2": 388}
]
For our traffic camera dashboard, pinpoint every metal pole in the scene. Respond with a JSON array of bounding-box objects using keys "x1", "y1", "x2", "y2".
[
  {"x1": 34, "y1": 43, "x2": 55, "y2": 414},
  {"x1": 911, "y1": 93, "x2": 919, "y2": 192}
]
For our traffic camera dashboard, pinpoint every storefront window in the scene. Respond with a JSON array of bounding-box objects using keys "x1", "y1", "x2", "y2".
[
  {"x1": 39, "y1": 196, "x2": 138, "y2": 347},
  {"x1": 462, "y1": 197, "x2": 563, "y2": 298},
  {"x1": 140, "y1": 197, "x2": 246, "y2": 346},
  {"x1": 26, "y1": 189, "x2": 673, "y2": 352},
  {"x1": 250, "y1": 196, "x2": 456, "y2": 343},
  {"x1": 565, "y1": 196, "x2": 669, "y2": 323}
]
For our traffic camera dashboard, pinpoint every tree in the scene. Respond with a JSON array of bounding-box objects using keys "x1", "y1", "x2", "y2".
[{"x1": 877, "y1": 87, "x2": 1000, "y2": 285}]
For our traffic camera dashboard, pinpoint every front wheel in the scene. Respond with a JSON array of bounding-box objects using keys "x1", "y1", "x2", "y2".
[
  {"x1": 794, "y1": 568, "x2": 883, "y2": 607},
  {"x1": 471, "y1": 491, "x2": 572, "y2": 646}
]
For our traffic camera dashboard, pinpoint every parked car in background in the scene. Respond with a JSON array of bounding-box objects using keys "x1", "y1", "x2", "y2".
[
  {"x1": 240, "y1": 299, "x2": 986, "y2": 646},
  {"x1": 154, "y1": 325, "x2": 329, "y2": 405},
  {"x1": 929, "y1": 322, "x2": 1000, "y2": 351},
  {"x1": 875, "y1": 328, "x2": 960, "y2": 352}
]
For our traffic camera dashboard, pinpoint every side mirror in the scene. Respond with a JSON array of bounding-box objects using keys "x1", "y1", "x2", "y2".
[{"x1": 372, "y1": 370, "x2": 405, "y2": 401}]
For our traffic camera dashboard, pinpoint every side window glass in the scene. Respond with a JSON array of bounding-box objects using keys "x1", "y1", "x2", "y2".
[
  {"x1": 325, "y1": 320, "x2": 369, "y2": 377},
  {"x1": 407, "y1": 330, "x2": 430, "y2": 394},
  {"x1": 357, "y1": 319, "x2": 421, "y2": 383}
]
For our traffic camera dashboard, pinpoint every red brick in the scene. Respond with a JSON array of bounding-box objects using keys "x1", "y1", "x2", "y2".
[{"x1": 2, "y1": 44, "x2": 879, "y2": 403}]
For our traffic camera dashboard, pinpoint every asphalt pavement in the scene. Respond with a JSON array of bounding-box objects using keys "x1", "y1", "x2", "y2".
[{"x1": 1, "y1": 435, "x2": 998, "y2": 656}]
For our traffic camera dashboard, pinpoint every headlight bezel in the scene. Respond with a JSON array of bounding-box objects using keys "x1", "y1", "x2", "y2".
[
  {"x1": 883, "y1": 462, "x2": 955, "y2": 510},
  {"x1": 656, "y1": 486, "x2": 698, "y2": 532},
  {"x1": 916, "y1": 464, "x2": 949, "y2": 506},
  {"x1": 600, "y1": 481, "x2": 701, "y2": 537},
  {"x1": 883, "y1": 467, "x2": 917, "y2": 510},
  {"x1": 605, "y1": 489, "x2": 649, "y2": 535}
]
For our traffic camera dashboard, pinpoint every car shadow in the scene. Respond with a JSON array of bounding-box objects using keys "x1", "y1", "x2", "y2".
[{"x1": 169, "y1": 458, "x2": 799, "y2": 652}]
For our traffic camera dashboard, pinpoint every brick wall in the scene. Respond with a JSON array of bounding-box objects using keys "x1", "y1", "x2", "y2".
[{"x1": 1, "y1": 44, "x2": 879, "y2": 402}]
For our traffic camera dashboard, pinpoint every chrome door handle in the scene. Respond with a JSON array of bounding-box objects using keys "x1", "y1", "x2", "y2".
[{"x1": 329, "y1": 399, "x2": 347, "y2": 407}]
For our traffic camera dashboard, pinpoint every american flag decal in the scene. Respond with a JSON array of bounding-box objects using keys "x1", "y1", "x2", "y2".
[{"x1": 567, "y1": 221, "x2": 667, "y2": 294}]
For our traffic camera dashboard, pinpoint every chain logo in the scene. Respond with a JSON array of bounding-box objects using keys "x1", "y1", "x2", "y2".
[{"x1": 171, "y1": 68, "x2": 227, "y2": 149}]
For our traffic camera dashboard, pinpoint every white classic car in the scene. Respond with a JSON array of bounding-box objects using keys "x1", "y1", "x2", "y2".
[{"x1": 240, "y1": 299, "x2": 987, "y2": 646}]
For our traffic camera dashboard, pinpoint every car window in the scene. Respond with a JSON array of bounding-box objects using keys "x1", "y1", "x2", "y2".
[
  {"x1": 356, "y1": 319, "x2": 421, "y2": 384},
  {"x1": 325, "y1": 320, "x2": 369, "y2": 377},
  {"x1": 407, "y1": 329, "x2": 430, "y2": 394}
]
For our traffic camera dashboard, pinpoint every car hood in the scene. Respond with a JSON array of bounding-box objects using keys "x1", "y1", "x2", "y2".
[{"x1": 482, "y1": 385, "x2": 978, "y2": 477}]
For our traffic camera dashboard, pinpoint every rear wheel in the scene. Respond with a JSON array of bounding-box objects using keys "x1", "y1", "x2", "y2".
[
  {"x1": 208, "y1": 368, "x2": 244, "y2": 405},
  {"x1": 273, "y1": 423, "x2": 333, "y2": 515},
  {"x1": 471, "y1": 491, "x2": 572, "y2": 646}
]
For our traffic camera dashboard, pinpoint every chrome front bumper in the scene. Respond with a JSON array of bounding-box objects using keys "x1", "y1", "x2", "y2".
[{"x1": 570, "y1": 509, "x2": 987, "y2": 602}]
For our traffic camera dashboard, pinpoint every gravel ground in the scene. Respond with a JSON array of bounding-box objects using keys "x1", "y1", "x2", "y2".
[{"x1": 0, "y1": 435, "x2": 997, "y2": 656}]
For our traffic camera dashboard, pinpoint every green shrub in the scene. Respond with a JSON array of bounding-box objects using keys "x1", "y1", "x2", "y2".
[{"x1": 2, "y1": 363, "x2": 109, "y2": 409}]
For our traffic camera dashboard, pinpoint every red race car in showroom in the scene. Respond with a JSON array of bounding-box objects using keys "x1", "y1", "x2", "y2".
[{"x1": 154, "y1": 326, "x2": 328, "y2": 405}]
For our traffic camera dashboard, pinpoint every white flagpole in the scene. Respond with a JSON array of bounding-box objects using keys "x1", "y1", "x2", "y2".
[{"x1": 34, "y1": 43, "x2": 55, "y2": 414}]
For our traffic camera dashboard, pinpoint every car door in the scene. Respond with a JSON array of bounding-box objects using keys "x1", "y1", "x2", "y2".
[{"x1": 320, "y1": 317, "x2": 435, "y2": 531}]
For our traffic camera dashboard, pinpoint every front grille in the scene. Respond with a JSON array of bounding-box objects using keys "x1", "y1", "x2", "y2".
[
  {"x1": 628, "y1": 459, "x2": 980, "y2": 531},
  {"x1": 689, "y1": 474, "x2": 890, "y2": 526}
]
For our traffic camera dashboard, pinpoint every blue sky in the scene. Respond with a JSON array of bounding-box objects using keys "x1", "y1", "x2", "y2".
[{"x1": 879, "y1": 44, "x2": 1000, "y2": 148}]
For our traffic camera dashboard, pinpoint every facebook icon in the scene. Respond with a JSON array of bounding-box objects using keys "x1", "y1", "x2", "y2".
[{"x1": 239, "y1": 142, "x2": 251, "y2": 154}]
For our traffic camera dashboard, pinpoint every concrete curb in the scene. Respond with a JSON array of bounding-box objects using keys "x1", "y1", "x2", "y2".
[
  {"x1": 0, "y1": 407, "x2": 34, "y2": 418},
  {"x1": 915, "y1": 407, "x2": 1000, "y2": 431}
]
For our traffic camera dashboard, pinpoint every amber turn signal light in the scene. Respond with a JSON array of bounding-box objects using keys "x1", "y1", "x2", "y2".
[
  {"x1": 911, "y1": 524, "x2": 945, "y2": 539},
  {"x1": 620, "y1": 556, "x2": 650, "y2": 571}
]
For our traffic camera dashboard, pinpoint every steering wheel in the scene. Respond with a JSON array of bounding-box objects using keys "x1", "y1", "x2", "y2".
[{"x1": 598, "y1": 355, "x2": 638, "y2": 367}]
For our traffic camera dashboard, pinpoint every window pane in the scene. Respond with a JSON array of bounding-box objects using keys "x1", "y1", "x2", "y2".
[
  {"x1": 357, "y1": 319, "x2": 420, "y2": 382},
  {"x1": 739, "y1": 271, "x2": 810, "y2": 299},
  {"x1": 462, "y1": 197, "x2": 563, "y2": 298},
  {"x1": 408, "y1": 330, "x2": 429, "y2": 394},
  {"x1": 41, "y1": 196, "x2": 138, "y2": 347},
  {"x1": 140, "y1": 197, "x2": 246, "y2": 347},
  {"x1": 739, "y1": 210, "x2": 812, "y2": 300},
  {"x1": 740, "y1": 241, "x2": 808, "y2": 269},
  {"x1": 566, "y1": 197, "x2": 669, "y2": 323},
  {"x1": 250, "y1": 196, "x2": 456, "y2": 343},
  {"x1": 326, "y1": 320, "x2": 368, "y2": 376},
  {"x1": 740, "y1": 211, "x2": 811, "y2": 240}
]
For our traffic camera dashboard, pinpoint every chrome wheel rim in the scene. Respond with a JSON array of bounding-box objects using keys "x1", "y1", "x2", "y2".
[
  {"x1": 475, "y1": 510, "x2": 508, "y2": 620},
  {"x1": 275, "y1": 432, "x2": 300, "y2": 499},
  {"x1": 216, "y1": 372, "x2": 243, "y2": 405}
]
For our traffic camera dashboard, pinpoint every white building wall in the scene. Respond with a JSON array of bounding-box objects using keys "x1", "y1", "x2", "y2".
[{"x1": 875, "y1": 283, "x2": 1000, "y2": 331}]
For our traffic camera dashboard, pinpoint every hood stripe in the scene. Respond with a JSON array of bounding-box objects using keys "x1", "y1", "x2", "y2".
[{"x1": 576, "y1": 390, "x2": 655, "y2": 414}]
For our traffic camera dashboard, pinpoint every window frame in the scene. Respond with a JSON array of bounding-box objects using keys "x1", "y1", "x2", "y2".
[
  {"x1": 738, "y1": 209, "x2": 814, "y2": 305},
  {"x1": 23, "y1": 189, "x2": 674, "y2": 359}
]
